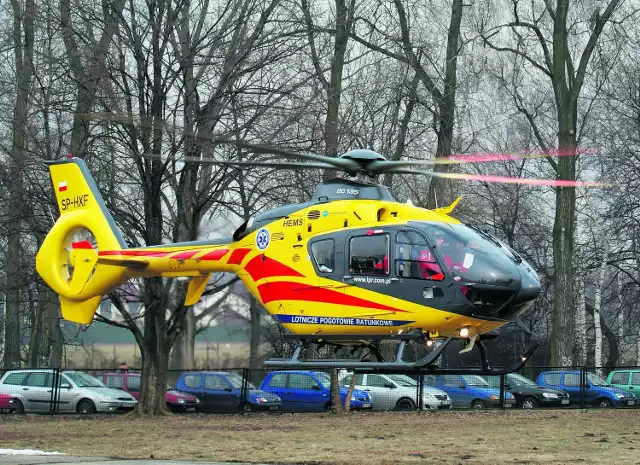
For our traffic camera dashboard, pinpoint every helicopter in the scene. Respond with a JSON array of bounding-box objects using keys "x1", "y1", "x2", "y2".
[{"x1": 35, "y1": 142, "x2": 604, "y2": 374}]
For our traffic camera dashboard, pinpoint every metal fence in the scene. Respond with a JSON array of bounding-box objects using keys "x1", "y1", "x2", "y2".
[{"x1": 0, "y1": 365, "x2": 637, "y2": 414}]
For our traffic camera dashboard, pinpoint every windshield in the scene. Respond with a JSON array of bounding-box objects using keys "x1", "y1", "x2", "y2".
[
  {"x1": 508, "y1": 373, "x2": 537, "y2": 386},
  {"x1": 389, "y1": 375, "x2": 417, "y2": 387},
  {"x1": 315, "y1": 372, "x2": 331, "y2": 388},
  {"x1": 226, "y1": 373, "x2": 255, "y2": 390},
  {"x1": 419, "y1": 222, "x2": 520, "y2": 284},
  {"x1": 64, "y1": 372, "x2": 104, "y2": 388},
  {"x1": 462, "y1": 375, "x2": 490, "y2": 387},
  {"x1": 587, "y1": 373, "x2": 609, "y2": 386}
]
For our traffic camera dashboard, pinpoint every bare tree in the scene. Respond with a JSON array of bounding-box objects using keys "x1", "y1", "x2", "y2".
[
  {"x1": 480, "y1": 0, "x2": 622, "y2": 366},
  {"x1": 4, "y1": 0, "x2": 36, "y2": 369}
]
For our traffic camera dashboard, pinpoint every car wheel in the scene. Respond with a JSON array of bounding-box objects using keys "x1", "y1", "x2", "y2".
[
  {"x1": 76, "y1": 399, "x2": 96, "y2": 414},
  {"x1": 471, "y1": 400, "x2": 486, "y2": 409},
  {"x1": 395, "y1": 398, "x2": 416, "y2": 411},
  {"x1": 522, "y1": 398, "x2": 538, "y2": 409},
  {"x1": 597, "y1": 398, "x2": 612, "y2": 409},
  {"x1": 12, "y1": 399, "x2": 24, "y2": 414}
]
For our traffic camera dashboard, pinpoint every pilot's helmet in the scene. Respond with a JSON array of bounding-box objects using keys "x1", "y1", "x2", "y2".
[{"x1": 435, "y1": 236, "x2": 445, "y2": 247}]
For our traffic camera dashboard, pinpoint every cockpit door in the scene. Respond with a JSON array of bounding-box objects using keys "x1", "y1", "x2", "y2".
[{"x1": 391, "y1": 229, "x2": 456, "y2": 307}]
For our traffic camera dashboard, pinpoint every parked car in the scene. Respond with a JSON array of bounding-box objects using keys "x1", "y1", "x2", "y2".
[
  {"x1": 102, "y1": 372, "x2": 199, "y2": 412},
  {"x1": 0, "y1": 369, "x2": 137, "y2": 414},
  {"x1": 483, "y1": 373, "x2": 570, "y2": 409},
  {"x1": 536, "y1": 370, "x2": 635, "y2": 408},
  {"x1": 424, "y1": 374, "x2": 515, "y2": 409},
  {"x1": 0, "y1": 393, "x2": 16, "y2": 413},
  {"x1": 607, "y1": 369, "x2": 640, "y2": 395},
  {"x1": 175, "y1": 371, "x2": 281, "y2": 412},
  {"x1": 340, "y1": 372, "x2": 451, "y2": 411},
  {"x1": 260, "y1": 370, "x2": 372, "y2": 411}
]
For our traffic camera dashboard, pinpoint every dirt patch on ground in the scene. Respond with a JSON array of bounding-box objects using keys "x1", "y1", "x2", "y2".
[{"x1": 0, "y1": 410, "x2": 638, "y2": 463}]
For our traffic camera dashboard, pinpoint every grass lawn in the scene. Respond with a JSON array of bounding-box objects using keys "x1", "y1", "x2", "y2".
[{"x1": 0, "y1": 409, "x2": 638, "y2": 463}]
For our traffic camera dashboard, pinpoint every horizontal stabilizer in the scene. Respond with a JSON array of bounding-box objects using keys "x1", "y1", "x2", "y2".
[
  {"x1": 185, "y1": 273, "x2": 211, "y2": 306},
  {"x1": 97, "y1": 256, "x2": 149, "y2": 269}
]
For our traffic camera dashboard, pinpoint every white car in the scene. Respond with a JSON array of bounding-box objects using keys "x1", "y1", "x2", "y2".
[
  {"x1": 0, "y1": 369, "x2": 138, "y2": 414},
  {"x1": 340, "y1": 372, "x2": 451, "y2": 411}
]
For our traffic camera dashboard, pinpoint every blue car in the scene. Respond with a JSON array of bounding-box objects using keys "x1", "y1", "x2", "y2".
[
  {"x1": 260, "y1": 370, "x2": 372, "y2": 411},
  {"x1": 536, "y1": 371, "x2": 635, "y2": 408},
  {"x1": 174, "y1": 371, "x2": 281, "y2": 412},
  {"x1": 424, "y1": 374, "x2": 515, "y2": 409}
]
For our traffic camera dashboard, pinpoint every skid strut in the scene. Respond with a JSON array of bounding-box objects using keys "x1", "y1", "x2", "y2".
[{"x1": 264, "y1": 334, "x2": 538, "y2": 375}]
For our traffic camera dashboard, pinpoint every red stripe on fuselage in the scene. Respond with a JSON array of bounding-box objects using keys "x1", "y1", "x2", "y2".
[
  {"x1": 199, "y1": 249, "x2": 229, "y2": 261},
  {"x1": 227, "y1": 248, "x2": 251, "y2": 265},
  {"x1": 245, "y1": 255, "x2": 304, "y2": 282},
  {"x1": 256, "y1": 281, "x2": 407, "y2": 313},
  {"x1": 170, "y1": 250, "x2": 202, "y2": 260},
  {"x1": 98, "y1": 250, "x2": 171, "y2": 258}
]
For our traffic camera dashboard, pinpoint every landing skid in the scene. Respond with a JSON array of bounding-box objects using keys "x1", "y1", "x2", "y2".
[{"x1": 263, "y1": 334, "x2": 537, "y2": 375}]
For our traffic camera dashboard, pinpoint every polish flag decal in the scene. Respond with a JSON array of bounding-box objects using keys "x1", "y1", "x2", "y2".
[{"x1": 58, "y1": 181, "x2": 67, "y2": 192}]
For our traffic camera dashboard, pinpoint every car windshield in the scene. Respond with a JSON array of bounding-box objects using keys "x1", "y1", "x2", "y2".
[
  {"x1": 64, "y1": 372, "x2": 104, "y2": 388},
  {"x1": 509, "y1": 373, "x2": 537, "y2": 386},
  {"x1": 226, "y1": 373, "x2": 255, "y2": 390},
  {"x1": 587, "y1": 373, "x2": 609, "y2": 386},
  {"x1": 462, "y1": 375, "x2": 490, "y2": 387},
  {"x1": 389, "y1": 375, "x2": 417, "y2": 387},
  {"x1": 315, "y1": 372, "x2": 331, "y2": 388}
]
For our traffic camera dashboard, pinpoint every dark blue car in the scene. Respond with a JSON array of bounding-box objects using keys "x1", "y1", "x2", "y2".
[
  {"x1": 424, "y1": 374, "x2": 515, "y2": 409},
  {"x1": 536, "y1": 371, "x2": 635, "y2": 408},
  {"x1": 260, "y1": 370, "x2": 372, "y2": 411},
  {"x1": 175, "y1": 371, "x2": 281, "y2": 412}
]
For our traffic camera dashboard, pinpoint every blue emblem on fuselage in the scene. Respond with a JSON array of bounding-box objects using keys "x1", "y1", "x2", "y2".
[{"x1": 256, "y1": 228, "x2": 270, "y2": 250}]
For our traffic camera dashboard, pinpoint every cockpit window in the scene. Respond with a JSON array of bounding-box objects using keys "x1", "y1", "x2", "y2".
[
  {"x1": 395, "y1": 230, "x2": 444, "y2": 281},
  {"x1": 311, "y1": 239, "x2": 335, "y2": 273},
  {"x1": 419, "y1": 222, "x2": 520, "y2": 285},
  {"x1": 350, "y1": 234, "x2": 389, "y2": 276}
]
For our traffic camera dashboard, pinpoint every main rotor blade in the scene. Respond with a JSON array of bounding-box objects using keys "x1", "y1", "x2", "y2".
[
  {"x1": 210, "y1": 140, "x2": 361, "y2": 171},
  {"x1": 80, "y1": 112, "x2": 360, "y2": 171},
  {"x1": 369, "y1": 147, "x2": 599, "y2": 172},
  {"x1": 141, "y1": 153, "x2": 336, "y2": 171},
  {"x1": 387, "y1": 168, "x2": 611, "y2": 187}
]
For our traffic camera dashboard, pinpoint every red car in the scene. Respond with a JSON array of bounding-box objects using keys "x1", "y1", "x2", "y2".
[
  {"x1": 102, "y1": 373, "x2": 200, "y2": 412},
  {"x1": 0, "y1": 393, "x2": 16, "y2": 413}
]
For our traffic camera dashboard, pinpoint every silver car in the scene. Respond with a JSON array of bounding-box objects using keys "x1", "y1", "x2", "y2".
[
  {"x1": 340, "y1": 372, "x2": 452, "y2": 410},
  {"x1": 0, "y1": 369, "x2": 138, "y2": 414}
]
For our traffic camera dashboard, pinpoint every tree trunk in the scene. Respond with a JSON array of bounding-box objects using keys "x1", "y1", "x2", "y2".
[
  {"x1": 592, "y1": 241, "x2": 609, "y2": 375},
  {"x1": 616, "y1": 274, "x2": 624, "y2": 364},
  {"x1": 249, "y1": 297, "x2": 261, "y2": 370},
  {"x1": 329, "y1": 368, "x2": 342, "y2": 412},
  {"x1": 323, "y1": 0, "x2": 353, "y2": 161},
  {"x1": 343, "y1": 372, "x2": 356, "y2": 410},
  {"x1": 593, "y1": 287, "x2": 603, "y2": 374},
  {"x1": 138, "y1": 278, "x2": 170, "y2": 415},
  {"x1": 425, "y1": 0, "x2": 462, "y2": 209},
  {"x1": 575, "y1": 280, "x2": 587, "y2": 365}
]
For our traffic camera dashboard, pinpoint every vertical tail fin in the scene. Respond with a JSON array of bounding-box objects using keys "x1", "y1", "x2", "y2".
[{"x1": 36, "y1": 157, "x2": 128, "y2": 324}]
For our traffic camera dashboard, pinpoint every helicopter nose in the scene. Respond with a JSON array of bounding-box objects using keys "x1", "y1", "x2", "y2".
[{"x1": 511, "y1": 263, "x2": 542, "y2": 308}]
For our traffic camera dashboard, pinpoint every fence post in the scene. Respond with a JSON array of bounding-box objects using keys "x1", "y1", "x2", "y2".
[
  {"x1": 50, "y1": 368, "x2": 60, "y2": 415},
  {"x1": 499, "y1": 373, "x2": 505, "y2": 410},
  {"x1": 241, "y1": 368, "x2": 249, "y2": 412},
  {"x1": 418, "y1": 373, "x2": 424, "y2": 411}
]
